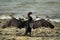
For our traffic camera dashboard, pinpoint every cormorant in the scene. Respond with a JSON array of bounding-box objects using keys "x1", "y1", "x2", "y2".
[{"x1": 24, "y1": 12, "x2": 33, "y2": 36}]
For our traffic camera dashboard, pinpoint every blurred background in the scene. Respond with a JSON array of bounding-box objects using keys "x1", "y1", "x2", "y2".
[
  {"x1": 0, "y1": 0, "x2": 60, "y2": 40},
  {"x1": 0, "y1": 0, "x2": 60, "y2": 19}
]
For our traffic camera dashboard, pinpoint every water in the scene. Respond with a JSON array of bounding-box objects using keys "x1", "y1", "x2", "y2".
[{"x1": 0, "y1": 0, "x2": 60, "y2": 19}]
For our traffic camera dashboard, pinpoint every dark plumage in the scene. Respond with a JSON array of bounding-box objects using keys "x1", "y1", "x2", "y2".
[
  {"x1": 2, "y1": 12, "x2": 54, "y2": 36},
  {"x1": 2, "y1": 17, "x2": 25, "y2": 29},
  {"x1": 30, "y1": 19, "x2": 54, "y2": 29},
  {"x1": 24, "y1": 12, "x2": 33, "y2": 36}
]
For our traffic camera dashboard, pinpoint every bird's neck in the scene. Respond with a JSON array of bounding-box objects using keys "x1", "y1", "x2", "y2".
[{"x1": 28, "y1": 14, "x2": 32, "y2": 18}]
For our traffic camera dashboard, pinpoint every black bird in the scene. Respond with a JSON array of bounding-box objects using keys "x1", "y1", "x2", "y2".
[
  {"x1": 24, "y1": 12, "x2": 33, "y2": 36},
  {"x1": 2, "y1": 12, "x2": 54, "y2": 36}
]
